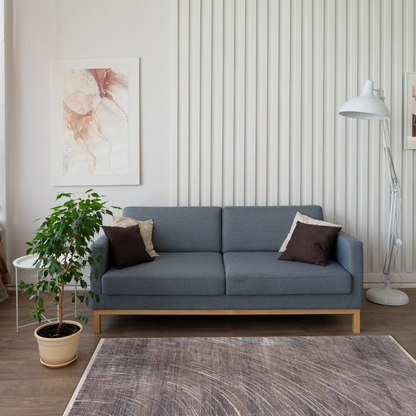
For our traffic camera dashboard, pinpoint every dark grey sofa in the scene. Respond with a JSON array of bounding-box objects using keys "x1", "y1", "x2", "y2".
[{"x1": 91, "y1": 205, "x2": 363, "y2": 334}]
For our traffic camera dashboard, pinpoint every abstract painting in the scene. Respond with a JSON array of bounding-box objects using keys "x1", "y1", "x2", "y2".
[
  {"x1": 404, "y1": 72, "x2": 416, "y2": 150},
  {"x1": 53, "y1": 58, "x2": 140, "y2": 185}
]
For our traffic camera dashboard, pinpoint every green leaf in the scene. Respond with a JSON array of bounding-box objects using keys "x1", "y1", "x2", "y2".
[{"x1": 24, "y1": 189, "x2": 114, "y2": 325}]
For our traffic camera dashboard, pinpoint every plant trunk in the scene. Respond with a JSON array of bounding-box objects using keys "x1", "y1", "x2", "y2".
[{"x1": 58, "y1": 282, "x2": 65, "y2": 331}]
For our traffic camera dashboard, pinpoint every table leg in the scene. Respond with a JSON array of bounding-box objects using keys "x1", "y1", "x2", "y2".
[{"x1": 15, "y1": 267, "x2": 18, "y2": 333}]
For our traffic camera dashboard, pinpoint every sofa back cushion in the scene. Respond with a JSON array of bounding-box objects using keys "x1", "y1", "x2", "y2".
[
  {"x1": 222, "y1": 205, "x2": 324, "y2": 253},
  {"x1": 123, "y1": 206, "x2": 222, "y2": 252}
]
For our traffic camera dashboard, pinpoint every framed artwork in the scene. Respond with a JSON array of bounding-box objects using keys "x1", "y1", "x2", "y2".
[
  {"x1": 53, "y1": 58, "x2": 140, "y2": 185},
  {"x1": 404, "y1": 72, "x2": 416, "y2": 150}
]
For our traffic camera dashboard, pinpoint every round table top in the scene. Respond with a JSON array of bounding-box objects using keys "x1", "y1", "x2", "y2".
[{"x1": 13, "y1": 254, "x2": 40, "y2": 269}]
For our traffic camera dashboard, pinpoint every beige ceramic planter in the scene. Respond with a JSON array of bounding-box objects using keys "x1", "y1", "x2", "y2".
[{"x1": 35, "y1": 320, "x2": 82, "y2": 367}]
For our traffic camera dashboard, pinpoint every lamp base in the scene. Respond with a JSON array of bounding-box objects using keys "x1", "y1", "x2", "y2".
[{"x1": 366, "y1": 283, "x2": 409, "y2": 306}]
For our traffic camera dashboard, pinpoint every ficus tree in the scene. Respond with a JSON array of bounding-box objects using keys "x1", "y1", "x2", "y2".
[{"x1": 19, "y1": 190, "x2": 120, "y2": 333}]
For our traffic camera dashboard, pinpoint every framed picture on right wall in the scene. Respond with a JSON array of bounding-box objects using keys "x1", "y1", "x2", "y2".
[{"x1": 404, "y1": 72, "x2": 416, "y2": 150}]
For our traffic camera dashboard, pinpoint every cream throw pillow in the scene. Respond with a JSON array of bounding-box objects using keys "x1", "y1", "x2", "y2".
[
  {"x1": 279, "y1": 212, "x2": 342, "y2": 252},
  {"x1": 112, "y1": 216, "x2": 158, "y2": 257}
]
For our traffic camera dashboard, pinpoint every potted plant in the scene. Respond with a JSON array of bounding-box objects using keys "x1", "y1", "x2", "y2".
[{"x1": 19, "y1": 189, "x2": 120, "y2": 367}]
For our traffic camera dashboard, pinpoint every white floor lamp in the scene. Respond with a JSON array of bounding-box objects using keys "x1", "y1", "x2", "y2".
[{"x1": 339, "y1": 79, "x2": 409, "y2": 306}]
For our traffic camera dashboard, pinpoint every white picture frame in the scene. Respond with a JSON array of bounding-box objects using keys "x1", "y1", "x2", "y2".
[
  {"x1": 52, "y1": 58, "x2": 140, "y2": 185},
  {"x1": 404, "y1": 72, "x2": 416, "y2": 150}
]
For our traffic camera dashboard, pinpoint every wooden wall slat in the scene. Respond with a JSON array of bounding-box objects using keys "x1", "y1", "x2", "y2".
[
  {"x1": 245, "y1": 0, "x2": 257, "y2": 206},
  {"x1": 267, "y1": 0, "x2": 279, "y2": 206},
  {"x1": 404, "y1": 0, "x2": 414, "y2": 273},
  {"x1": 358, "y1": 0, "x2": 370, "y2": 272},
  {"x1": 171, "y1": 0, "x2": 179, "y2": 206},
  {"x1": 178, "y1": 0, "x2": 190, "y2": 206},
  {"x1": 335, "y1": 0, "x2": 347, "y2": 230},
  {"x1": 290, "y1": 0, "x2": 302, "y2": 206},
  {"x1": 234, "y1": 0, "x2": 246, "y2": 206},
  {"x1": 278, "y1": 0, "x2": 291, "y2": 206},
  {"x1": 211, "y1": 0, "x2": 223, "y2": 207},
  {"x1": 391, "y1": 0, "x2": 403, "y2": 272},
  {"x1": 324, "y1": 0, "x2": 336, "y2": 223},
  {"x1": 223, "y1": 0, "x2": 235, "y2": 206},
  {"x1": 189, "y1": 0, "x2": 201, "y2": 206},
  {"x1": 312, "y1": 0, "x2": 324, "y2": 209},
  {"x1": 347, "y1": 0, "x2": 358, "y2": 238},
  {"x1": 200, "y1": 0, "x2": 212, "y2": 206},
  {"x1": 369, "y1": 0, "x2": 381, "y2": 271},
  {"x1": 256, "y1": 0, "x2": 268, "y2": 206},
  {"x1": 302, "y1": 0, "x2": 313, "y2": 206}
]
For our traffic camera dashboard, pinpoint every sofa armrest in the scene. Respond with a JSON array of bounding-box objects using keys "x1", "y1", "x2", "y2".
[
  {"x1": 90, "y1": 234, "x2": 111, "y2": 294},
  {"x1": 330, "y1": 231, "x2": 363, "y2": 306}
]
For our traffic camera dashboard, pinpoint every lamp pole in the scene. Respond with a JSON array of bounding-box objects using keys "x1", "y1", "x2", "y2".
[{"x1": 340, "y1": 80, "x2": 409, "y2": 306}]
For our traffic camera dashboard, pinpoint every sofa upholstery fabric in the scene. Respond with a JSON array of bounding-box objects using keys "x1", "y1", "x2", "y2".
[
  {"x1": 222, "y1": 205, "x2": 323, "y2": 253},
  {"x1": 223, "y1": 252, "x2": 352, "y2": 295},
  {"x1": 101, "y1": 252, "x2": 225, "y2": 296},
  {"x1": 123, "y1": 206, "x2": 222, "y2": 253}
]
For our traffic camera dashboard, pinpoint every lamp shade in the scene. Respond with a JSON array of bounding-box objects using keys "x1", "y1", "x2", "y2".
[{"x1": 339, "y1": 80, "x2": 390, "y2": 120}]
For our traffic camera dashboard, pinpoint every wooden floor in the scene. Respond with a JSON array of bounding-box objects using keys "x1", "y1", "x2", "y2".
[{"x1": 1, "y1": 289, "x2": 416, "y2": 416}]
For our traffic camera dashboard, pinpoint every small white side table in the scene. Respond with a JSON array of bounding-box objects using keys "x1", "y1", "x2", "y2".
[{"x1": 14, "y1": 254, "x2": 77, "y2": 333}]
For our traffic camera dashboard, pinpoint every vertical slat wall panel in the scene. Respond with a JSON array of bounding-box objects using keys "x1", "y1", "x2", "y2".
[
  {"x1": 279, "y1": 0, "x2": 291, "y2": 206},
  {"x1": 358, "y1": 0, "x2": 370, "y2": 272},
  {"x1": 245, "y1": 0, "x2": 257, "y2": 206},
  {"x1": 211, "y1": 0, "x2": 223, "y2": 207},
  {"x1": 189, "y1": 0, "x2": 201, "y2": 206},
  {"x1": 178, "y1": 0, "x2": 190, "y2": 206},
  {"x1": 256, "y1": 0, "x2": 268, "y2": 206},
  {"x1": 200, "y1": 0, "x2": 212, "y2": 206},
  {"x1": 267, "y1": 0, "x2": 279, "y2": 206},
  {"x1": 404, "y1": 0, "x2": 414, "y2": 273},
  {"x1": 234, "y1": 0, "x2": 245, "y2": 206},
  {"x1": 369, "y1": 0, "x2": 381, "y2": 271},
  {"x1": 171, "y1": 0, "x2": 179, "y2": 206},
  {"x1": 302, "y1": 0, "x2": 313, "y2": 206},
  {"x1": 391, "y1": 0, "x2": 403, "y2": 272},
  {"x1": 172, "y1": 0, "x2": 416, "y2": 279},
  {"x1": 347, "y1": 0, "x2": 358, "y2": 238},
  {"x1": 324, "y1": 0, "x2": 336, "y2": 223},
  {"x1": 335, "y1": 0, "x2": 347, "y2": 229},
  {"x1": 380, "y1": 0, "x2": 392, "y2": 272},
  {"x1": 290, "y1": 0, "x2": 302, "y2": 206},
  {"x1": 412, "y1": 0, "x2": 416, "y2": 271},
  {"x1": 312, "y1": 0, "x2": 324, "y2": 208},
  {"x1": 223, "y1": 0, "x2": 234, "y2": 206}
]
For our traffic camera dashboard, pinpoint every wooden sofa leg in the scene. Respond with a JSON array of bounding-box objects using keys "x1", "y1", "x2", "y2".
[
  {"x1": 352, "y1": 311, "x2": 360, "y2": 334},
  {"x1": 94, "y1": 311, "x2": 101, "y2": 334}
]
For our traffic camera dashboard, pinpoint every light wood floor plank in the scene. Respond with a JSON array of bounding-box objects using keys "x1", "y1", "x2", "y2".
[{"x1": 1, "y1": 289, "x2": 416, "y2": 415}]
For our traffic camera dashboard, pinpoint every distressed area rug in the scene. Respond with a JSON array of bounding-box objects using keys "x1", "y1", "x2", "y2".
[{"x1": 64, "y1": 336, "x2": 416, "y2": 416}]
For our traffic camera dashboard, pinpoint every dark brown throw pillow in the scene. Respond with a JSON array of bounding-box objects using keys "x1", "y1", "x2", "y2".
[
  {"x1": 278, "y1": 222, "x2": 342, "y2": 266},
  {"x1": 103, "y1": 225, "x2": 155, "y2": 269}
]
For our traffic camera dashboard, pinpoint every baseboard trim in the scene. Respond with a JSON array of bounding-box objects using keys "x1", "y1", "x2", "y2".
[{"x1": 364, "y1": 282, "x2": 416, "y2": 289}]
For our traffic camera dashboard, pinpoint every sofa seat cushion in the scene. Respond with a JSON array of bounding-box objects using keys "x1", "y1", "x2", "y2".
[
  {"x1": 223, "y1": 252, "x2": 352, "y2": 295},
  {"x1": 101, "y1": 252, "x2": 225, "y2": 296}
]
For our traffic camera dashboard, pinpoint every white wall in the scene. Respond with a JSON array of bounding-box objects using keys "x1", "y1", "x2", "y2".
[
  {"x1": 5, "y1": 0, "x2": 172, "y2": 279},
  {"x1": 5, "y1": 0, "x2": 416, "y2": 284}
]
